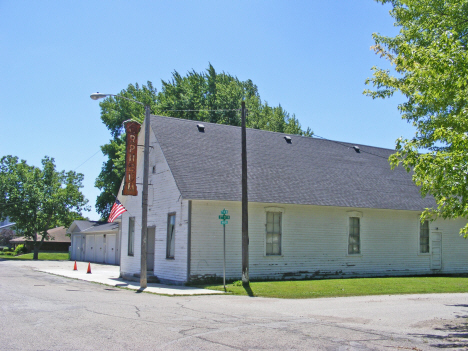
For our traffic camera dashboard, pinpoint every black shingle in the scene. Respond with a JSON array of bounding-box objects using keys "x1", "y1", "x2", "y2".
[{"x1": 150, "y1": 115, "x2": 435, "y2": 211}]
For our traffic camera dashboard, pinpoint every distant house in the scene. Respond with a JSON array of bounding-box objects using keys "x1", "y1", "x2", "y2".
[
  {"x1": 0, "y1": 217, "x2": 16, "y2": 248},
  {"x1": 9, "y1": 226, "x2": 70, "y2": 252},
  {"x1": 0, "y1": 217, "x2": 16, "y2": 230},
  {"x1": 68, "y1": 220, "x2": 120, "y2": 265},
  {"x1": 116, "y1": 115, "x2": 468, "y2": 284}
]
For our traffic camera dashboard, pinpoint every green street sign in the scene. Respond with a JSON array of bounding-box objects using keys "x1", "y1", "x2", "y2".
[{"x1": 219, "y1": 209, "x2": 229, "y2": 225}]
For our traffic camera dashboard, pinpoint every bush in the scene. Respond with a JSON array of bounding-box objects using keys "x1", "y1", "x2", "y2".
[
  {"x1": 2, "y1": 247, "x2": 12, "y2": 252},
  {"x1": 14, "y1": 244, "x2": 27, "y2": 256}
]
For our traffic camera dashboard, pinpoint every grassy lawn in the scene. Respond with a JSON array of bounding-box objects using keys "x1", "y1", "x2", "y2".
[
  {"x1": 200, "y1": 276, "x2": 468, "y2": 299},
  {"x1": 0, "y1": 252, "x2": 69, "y2": 260}
]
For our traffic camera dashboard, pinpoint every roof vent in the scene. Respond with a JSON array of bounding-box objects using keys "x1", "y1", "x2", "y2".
[
  {"x1": 284, "y1": 136, "x2": 292, "y2": 144},
  {"x1": 197, "y1": 124, "x2": 205, "y2": 132},
  {"x1": 353, "y1": 146, "x2": 360, "y2": 153}
]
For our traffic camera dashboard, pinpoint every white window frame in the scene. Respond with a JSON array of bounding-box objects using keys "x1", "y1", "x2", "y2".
[
  {"x1": 264, "y1": 207, "x2": 285, "y2": 257},
  {"x1": 347, "y1": 211, "x2": 363, "y2": 256},
  {"x1": 419, "y1": 219, "x2": 430, "y2": 255},
  {"x1": 128, "y1": 217, "x2": 135, "y2": 256},
  {"x1": 166, "y1": 213, "x2": 176, "y2": 259}
]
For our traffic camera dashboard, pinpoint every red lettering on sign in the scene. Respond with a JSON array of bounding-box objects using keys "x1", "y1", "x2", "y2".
[{"x1": 122, "y1": 121, "x2": 141, "y2": 196}]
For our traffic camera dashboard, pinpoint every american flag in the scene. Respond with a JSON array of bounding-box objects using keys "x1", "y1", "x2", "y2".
[{"x1": 108, "y1": 199, "x2": 127, "y2": 222}]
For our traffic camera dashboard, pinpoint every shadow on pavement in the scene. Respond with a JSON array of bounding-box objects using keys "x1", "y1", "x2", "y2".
[{"x1": 410, "y1": 308, "x2": 468, "y2": 349}]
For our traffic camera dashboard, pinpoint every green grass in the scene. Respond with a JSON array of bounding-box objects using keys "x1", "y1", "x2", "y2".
[
  {"x1": 200, "y1": 276, "x2": 468, "y2": 299},
  {"x1": 0, "y1": 252, "x2": 69, "y2": 260}
]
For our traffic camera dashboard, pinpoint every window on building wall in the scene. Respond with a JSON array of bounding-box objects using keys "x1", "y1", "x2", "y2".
[
  {"x1": 128, "y1": 217, "x2": 135, "y2": 256},
  {"x1": 266, "y1": 212, "x2": 282, "y2": 255},
  {"x1": 166, "y1": 213, "x2": 176, "y2": 258},
  {"x1": 420, "y1": 220, "x2": 429, "y2": 253},
  {"x1": 348, "y1": 217, "x2": 360, "y2": 254}
]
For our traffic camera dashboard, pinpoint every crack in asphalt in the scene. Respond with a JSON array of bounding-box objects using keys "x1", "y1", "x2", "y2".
[
  {"x1": 135, "y1": 305, "x2": 141, "y2": 317},
  {"x1": 175, "y1": 300, "x2": 242, "y2": 320},
  {"x1": 3, "y1": 262, "x2": 467, "y2": 350},
  {"x1": 166, "y1": 301, "x2": 426, "y2": 350},
  {"x1": 195, "y1": 335, "x2": 246, "y2": 350}
]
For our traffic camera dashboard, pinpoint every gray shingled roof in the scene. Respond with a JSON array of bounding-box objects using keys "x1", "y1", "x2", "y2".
[
  {"x1": 81, "y1": 222, "x2": 119, "y2": 233},
  {"x1": 150, "y1": 115, "x2": 436, "y2": 211},
  {"x1": 72, "y1": 220, "x2": 102, "y2": 232},
  {"x1": 10, "y1": 226, "x2": 70, "y2": 243},
  {"x1": 70, "y1": 220, "x2": 119, "y2": 234}
]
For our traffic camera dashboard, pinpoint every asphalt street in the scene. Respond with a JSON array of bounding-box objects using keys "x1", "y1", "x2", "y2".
[{"x1": 1, "y1": 259, "x2": 468, "y2": 350}]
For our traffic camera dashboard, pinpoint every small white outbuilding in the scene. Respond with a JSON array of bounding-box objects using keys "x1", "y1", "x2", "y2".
[{"x1": 68, "y1": 220, "x2": 120, "y2": 265}]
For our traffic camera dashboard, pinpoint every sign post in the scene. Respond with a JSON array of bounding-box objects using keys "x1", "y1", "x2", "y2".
[{"x1": 219, "y1": 209, "x2": 230, "y2": 291}]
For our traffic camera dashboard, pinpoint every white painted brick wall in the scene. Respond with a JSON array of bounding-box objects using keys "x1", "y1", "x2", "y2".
[
  {"x1": 190, "y1": 200, "x2": 468, "y2": 281},
  {"x1": 120, "y1": 123, "x2": 188, "y2": 283}
]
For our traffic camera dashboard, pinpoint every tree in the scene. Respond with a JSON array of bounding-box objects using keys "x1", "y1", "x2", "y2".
[
  {"x1": 365, "y1": 0, "x2": 468, "y2": 235},
  {"x1": 0, "y1": 227, "x2": 15, "y2": 247},
  {"x1": 96, "y1": 64, "x2": 313, "y2": 218},
  {"x1": 0, "y1": 156, "x2": 89, "y2": 259}
]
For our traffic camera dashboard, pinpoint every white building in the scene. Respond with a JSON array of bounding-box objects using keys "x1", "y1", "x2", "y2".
[
  {"x1": 68, "y1": 221, "x2": 120, "y2": 265},
  {"x1": 118, "y1": 115, "x2": 468, "y2": 284}
]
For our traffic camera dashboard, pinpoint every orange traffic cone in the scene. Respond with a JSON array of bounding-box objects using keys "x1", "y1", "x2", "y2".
[
  {"x1": 87, "y1": 263, "x2": 92, "y2": 274},
  {"x1": 73, "y1": 261, "x2": 77, "y2": 271}
]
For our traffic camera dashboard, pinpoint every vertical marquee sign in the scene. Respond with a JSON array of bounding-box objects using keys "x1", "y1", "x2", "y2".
[{"x1": 122, "y1": 120, "x2": 141, "y2": 196}]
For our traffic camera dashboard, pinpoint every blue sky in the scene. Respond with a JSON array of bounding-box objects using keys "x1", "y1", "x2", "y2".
[{"x1": 0, "y1": 1, "x2": 408, "y2": 220}]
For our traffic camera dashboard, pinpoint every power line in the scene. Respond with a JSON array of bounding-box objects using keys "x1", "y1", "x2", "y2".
[
  {"x1": 159, "y1": 109, "x2": 240, "y2": 112},
  {"x1": 312, "y1": 134, "x2": 390, "y2": 160},
  {"x1": 74, "y1": 150, "x2": 101, "y2": 171},
  {"x1": 0, "y1": 201, "x2": 28, "y2": 206}
]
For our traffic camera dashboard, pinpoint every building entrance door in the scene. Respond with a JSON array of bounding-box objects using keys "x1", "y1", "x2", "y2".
[
  {"x1": 147, "y1": 227, "x2": 155, "y2": 271},
  {"x1": 431, "y1": 232, "x2": 442, "y2": 270}
]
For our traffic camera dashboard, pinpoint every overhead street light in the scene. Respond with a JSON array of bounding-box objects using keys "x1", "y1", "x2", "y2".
[
  {"x1": 90, "y1": 93, "x2": 145, "y2": 106},
  {"x1": 90, "y1": 92, "x2": 150, "y2": 290},
  {"x1": 90, "y1": 93, "x2": 112, "y2": 100}
]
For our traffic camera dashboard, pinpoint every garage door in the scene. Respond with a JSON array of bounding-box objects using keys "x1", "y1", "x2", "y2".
[
  {"x1": 85, "y1": 235, "x2": 95, "y2": 262},
  {"x1": 106, "y1": 234, "x2": 116, "y2": 265},
  {"x1": 95, "y1": 235, "x2": 104, "y2": 263},
  {"x1": 72, "y1": 235, "x2": 82, "y2": 261}
]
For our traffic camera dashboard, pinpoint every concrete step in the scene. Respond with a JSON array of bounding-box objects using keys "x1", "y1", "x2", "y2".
[{"x1": 132, "y1": 272, "x2": 160, "y2": 283}]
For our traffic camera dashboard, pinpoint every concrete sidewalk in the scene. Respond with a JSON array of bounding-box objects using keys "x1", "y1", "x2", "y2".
[{"x1": 2, "y1": 259, "x2": 223, "y2": 296}]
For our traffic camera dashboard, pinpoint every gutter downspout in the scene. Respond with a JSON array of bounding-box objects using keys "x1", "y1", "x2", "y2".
[{"x1": 187, "y1": 200, "x2": 192, "y2": 282}]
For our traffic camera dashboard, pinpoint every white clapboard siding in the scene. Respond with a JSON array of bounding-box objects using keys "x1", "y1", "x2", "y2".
[
  {"x1": 120, "y1": 122, "x2": 188, "y2": 283},
  {"x1": 436, "y1": 218, "x2": 468, "y2": 273},
  {"x1": 189, "y1": 200, "x2": 468, "y2": 281},
  {"x1": 119, "y1": 122, "x2": 468, "y2": 283}
]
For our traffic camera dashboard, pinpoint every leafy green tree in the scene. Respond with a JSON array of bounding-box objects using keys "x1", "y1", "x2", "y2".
[
  {"x1": 365, "y1": 0, "x2": 468, "y2": 235},
  {"x1": 0, "y1": 156, "x2": 89, "y2": 259},
  {"x1": 0, "y1": 227, "x2": 15, "y2": 247},
  {"x1": 96, "y1": 64, "x2": 312, "y2": 218}
]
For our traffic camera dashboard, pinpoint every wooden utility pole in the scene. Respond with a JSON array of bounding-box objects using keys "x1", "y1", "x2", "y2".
[
  {"x1": 241, "y1": 101, "x2": 249, "y2": 284},
  {"x1": 139, "y1": 104, "x2": 151, "y2": 289}
]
